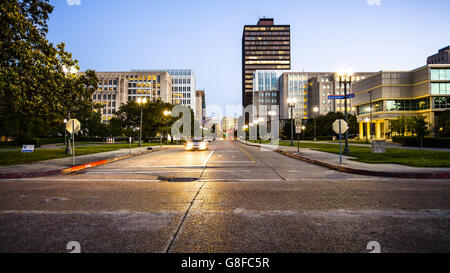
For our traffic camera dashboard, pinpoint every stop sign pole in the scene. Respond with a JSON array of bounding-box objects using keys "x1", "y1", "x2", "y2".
[{"x1": 333, "y1": 119, "x2": 348, "y2": 165}]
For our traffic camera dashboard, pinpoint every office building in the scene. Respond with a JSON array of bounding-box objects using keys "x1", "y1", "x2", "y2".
[
  {"x1": 132, "y1": 69, "x2": 196, "y2": 114},
  {"x1": 196, "y1": 90, "x2": 206, "y2": 125},
  {"x1": 427, "y1": 46, "x2": 450, "y2": 64},
  {"x1": 242, "y1": 18, "x2": 290, "y2": 108},
  {"x1": 91, "y1": 71, "x2": 172, "y2": 123},
  {"x1": 307, "y1": 72, "x2": 375, "y2": 118},
  {"x1": 279, "y1": 72, "x2": 309, "y2": 121},
  {"x1": 353, "y1": 64, "x2": 450, "y2": 139},
  {"x1": 222, "y1": 117, "x2": 238, "y2": 140}
]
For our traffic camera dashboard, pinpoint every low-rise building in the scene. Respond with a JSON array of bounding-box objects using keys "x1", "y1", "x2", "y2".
[{"x1": 353, "y1": 64, "x2": 450, "y2": 139}]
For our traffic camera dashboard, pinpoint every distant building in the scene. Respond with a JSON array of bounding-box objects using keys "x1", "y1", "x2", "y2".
[
  {"x1": 353, "y1": 64, "x2": 450, "y2": 139},
  {"x1": 279, "y1": 72, "x2": 309, "y2": 121},
  {"x1": 242, "y1": 18, "x2": 290, "y2": 109},
  {"x1": 221, "y1": 117, "x2": 238, "y2": 139},
  {"x1": 132, "y1": 69, "x2": 196, "y2": 115},
  {"x1": 427, "y1": 46, "x2": 450, "y2": 64},
  {"x1": 91, "y1": 71, "x2": 172, "y2": 123},
  {"x1": 306, "y1": 72, "x2": 376, "y2": 118},
  {"x1": 195, "y1": 90, "x2": 206, "y2": 125}
]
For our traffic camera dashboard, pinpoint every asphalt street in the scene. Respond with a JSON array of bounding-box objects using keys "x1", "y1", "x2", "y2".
[{"x1": 0, "y1": 140, "x2": 449, "y2": 253}]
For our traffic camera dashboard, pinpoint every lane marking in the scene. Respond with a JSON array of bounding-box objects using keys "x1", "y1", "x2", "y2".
[
  {"x1": 202, "y1": 151, "x2": 214, "y2": 166},
  {"x1": 198, "y1": 178, "x2": 283, "y2": 182},
  {"x1": 85, "y1": 170, "x2": 203, "y2": 174},
  {"x1": 208, "y1": 161, "x2": 253, "y2": 163},
  {"x1": 234, "y1": 144, "x2": 255, "y2": 162}
]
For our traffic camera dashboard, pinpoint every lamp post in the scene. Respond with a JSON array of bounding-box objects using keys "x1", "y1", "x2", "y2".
[
  {"x1": 62, "y1": 65, "x2": 78, "y2": 155},
  {"x1": 136, "y1": 97, "x2": 147, "y2": 147},
  {"x1": 257, "y1": 117, "x2": 264, "y2": 144},
  {"x1": 287, "y1": 98, "x2": 297, "y2": 146},
  {"x1": 364, "y1": 117, "x2": 370, "y2": 144},
  {"x1": 243, "y1": 125, "x2": 249, "y2": 144},
  {"x1": 268, "y1": 110, "x2": 276, "y2": 139},
  {"x1": 337, "y1": 67, "x2": 353, "y2": 154},
  {"x1": 163, "y1": 109, "x2": 172, "y2": 144},
  {"x1": 63, "y1": 118, "x2": 68, "y2": 147},
  {"x1": 368, "y1": 90, "x2": 373, "y2": 140},
  {"x1": 313, "y1": 106, "x2": 319, "y2": 141}
]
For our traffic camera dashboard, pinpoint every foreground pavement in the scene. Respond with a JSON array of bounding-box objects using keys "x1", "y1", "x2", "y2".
[{"x1": 0, "y1": 140, "x2": 449, "y2": 253}]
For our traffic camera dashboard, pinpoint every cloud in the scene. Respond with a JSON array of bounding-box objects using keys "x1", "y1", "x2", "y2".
[
  {"x1": 366, "y1": 0, "x2": 381, "y2": 6},
  {"x1": 66, "y1": 0, "x2": 81, "y2": 5}
]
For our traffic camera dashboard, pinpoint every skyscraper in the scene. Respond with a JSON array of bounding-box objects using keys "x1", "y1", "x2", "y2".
[{"x1": 242, "y1": 18, "x2": 290, "y2": 109}]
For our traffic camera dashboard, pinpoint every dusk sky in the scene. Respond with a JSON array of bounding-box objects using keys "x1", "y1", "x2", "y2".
[{"x1": 48, "y1": 0, "x2": 450, "y2": 109}]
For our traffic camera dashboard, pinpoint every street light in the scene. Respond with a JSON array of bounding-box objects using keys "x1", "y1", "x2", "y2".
[
  {"x1": 364, "y1": 117, "x2": 370, "y2": 144},
  {"x1": 313, "y1": 106, "x2": 319, "y2": 141},
  {"x1": 137, "y1": 97, "x2": 147, "y2": 147},
  {"x1": 163, "y1": 109, "x2": 172, "y2": 144},
  {"x1": 62, "y1": 65, "x2": 78, "y2": 155},
  {"x1": 243, "y1": 125, "x2": 249, "y2": 144},
  {"x1": 337, "y1": 66, "x2": 354, "y2": 154},
  {"x1": 287, "y1": 97, "x2": 297, "y2": 146}
]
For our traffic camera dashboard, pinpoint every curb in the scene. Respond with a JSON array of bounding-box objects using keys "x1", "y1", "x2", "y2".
[
  {"x1": 0, "y1": 147, "x2": 165, "y2": 179},
  {"x1": 237, "y1": 140, "x2": 450, "y2": 179}
]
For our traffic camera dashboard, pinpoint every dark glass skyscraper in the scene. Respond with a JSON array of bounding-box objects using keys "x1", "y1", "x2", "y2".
[{"x1": 242, "y1": 18, "x2": 290, "y2": 108}]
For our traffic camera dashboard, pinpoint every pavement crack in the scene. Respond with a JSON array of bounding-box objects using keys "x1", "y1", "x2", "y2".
[{"x1": 164, "y1": 180, "x2": 206, "y2": 253}]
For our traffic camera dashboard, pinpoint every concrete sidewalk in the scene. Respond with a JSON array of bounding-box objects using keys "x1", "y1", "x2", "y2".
[
  {"x1": 0, "y1": 145, "x2": 179, "y2": 178},
  {"x1": 238, "y1": 140, "x2": 450, "y2": 179}
]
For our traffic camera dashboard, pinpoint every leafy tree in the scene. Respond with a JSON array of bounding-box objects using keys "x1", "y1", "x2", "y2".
[
  {"x1": 410, "y1": 115, "x2": 429, "y2": 149},
  {"x1": 0, "y1": 0, "x2": 98, "y2": 142}
]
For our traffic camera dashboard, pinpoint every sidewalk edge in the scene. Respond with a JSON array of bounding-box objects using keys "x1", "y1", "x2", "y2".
[
  {"x1": 0, "y1": 148, "x2": 165, "y2": 179},
  {"x1": 236, "y1": 140, "x2": 450, "y2": 179}
]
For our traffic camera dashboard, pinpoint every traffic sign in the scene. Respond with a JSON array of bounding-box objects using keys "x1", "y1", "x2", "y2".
[
  {"x1": 333, "y1": 119, "x2": 348, "y2": 135},
  {"x1": 66, "y1": 119, "x2": 81, "y2": 134},
  {"x1": 295, "y1": 118, "x2": 302, "y2": 134},
  {"x1": 328, "y1": 94, "x2": 355, "y2": 99},
  {"x1": 21, "y1": 145, "x2": 35, "y2": 153}
]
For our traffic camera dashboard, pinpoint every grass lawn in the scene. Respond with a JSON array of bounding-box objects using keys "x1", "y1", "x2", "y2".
[
  {"x1": 248, "y1": 140, "x2": 450, "y2": 167},
  {"x1": 0, "y1": 142, "x2": 170, "y2": 166}
]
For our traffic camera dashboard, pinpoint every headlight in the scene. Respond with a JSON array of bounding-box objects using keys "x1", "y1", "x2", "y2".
[{"x1": 199, "y1": 142, "x2": 207, "y2": 149}]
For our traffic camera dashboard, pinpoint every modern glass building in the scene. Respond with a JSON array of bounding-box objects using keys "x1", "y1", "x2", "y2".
[
  {"x1": 242, "y1": 18, "x2": 290, "y2": 109},
  {"x1": 279, "y1": 72, "x2": 309, "y2": 120},
  {"x1": 353, "y1": 64, "x2": 450, "y2": 139},
  {"x1": 252, "y1": 70, "x2": 284, "y2": 115}
]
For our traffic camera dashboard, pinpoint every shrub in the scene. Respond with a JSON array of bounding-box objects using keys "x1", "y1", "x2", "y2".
[{"x1": 392, "y1": 136, "x2": 450, "y2": 148}]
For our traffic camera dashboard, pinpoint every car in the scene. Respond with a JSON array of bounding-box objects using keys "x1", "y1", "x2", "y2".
[{"x1": 185, "y1": 139, "x2": 208, "y2": 151}]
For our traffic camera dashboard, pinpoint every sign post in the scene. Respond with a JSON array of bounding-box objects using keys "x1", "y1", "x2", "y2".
[
  {"x1": 66, "y1": 119, "x2": 81, "y2": 166},
  {"x1": 332, "y1": 119, "x2": 348, "y2": 165},
  {"x1": 129, "y1": 137, "x2": 132, "y2": 154},
  {"x1": 295, "y1": 118, "x2": 302, "y2": 153}
]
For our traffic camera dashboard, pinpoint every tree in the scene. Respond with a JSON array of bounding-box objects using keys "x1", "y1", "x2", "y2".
[
  {"x1": 410, "y1": 115, "x2": 429, "y2": 149},
  {"x1": 0, "y1": 0, "x2": 98, "y2": 142}
]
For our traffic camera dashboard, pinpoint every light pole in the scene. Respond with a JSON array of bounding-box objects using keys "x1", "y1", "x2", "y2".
[
  {"x1": 137, "y1": 97, "x2": 147, "y2": 147},
  {"x1": 62, "y1": 65, "x2": 78, "y2": 155},
  {"x1": 268, "y1": 110, "x2": 276, "y2": 139},
  {"x1": 337, "y1": 67, "x2": 353, "y2": 154},
  {"x1": 163, "y1": 109, "x2": 172, "y2": 144},
  {"x1": 257, "y1": 117, "x2": 264, "y2": 144},
  {"x1": 365, "y1": 117, "x2": 370, "y2": 144},
  {"x1": 313, "y1": 106, "x2": 319, "y2": 141},
  {"x1": 63, "y1": 118, "x2": 68, "y2": 147},
  {"x1": 368, "y1": 90, "x2": 373, "y2": 140},
  {"x1": 243, "y1": 125, "x2": 249, "y2": 144},
  {"x1": 287, "y1": 98, "x2": 297, "y2": 146}
]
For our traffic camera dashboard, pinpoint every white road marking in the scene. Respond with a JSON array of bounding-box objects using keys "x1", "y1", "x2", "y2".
[
  {"x1": 203, "y1": 151, "x2": 214, "y2": 166},
  {"x1": 208, "y1": 161, "x2": 253, "y2": 163},
  {"x1": 198, "y1": 178, "x2": 284, "y2": 182}
]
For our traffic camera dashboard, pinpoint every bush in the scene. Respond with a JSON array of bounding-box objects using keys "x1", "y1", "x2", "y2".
[{"x1": 392, "y1": 136, "x2": 450, "y2": 148}]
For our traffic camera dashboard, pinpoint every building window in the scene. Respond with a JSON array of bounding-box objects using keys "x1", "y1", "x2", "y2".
[{"x1": 434, "y1": 96, "x2": 450, "y2": 109}]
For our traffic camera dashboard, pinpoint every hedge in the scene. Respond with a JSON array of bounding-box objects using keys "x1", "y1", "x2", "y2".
[{"x1": 392, "y1": 136, "x2": 450, "y2": 148}]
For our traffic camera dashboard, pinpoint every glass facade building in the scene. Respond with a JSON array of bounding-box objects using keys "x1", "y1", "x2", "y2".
[{"x1": 353, "y1": 64, "x2": 450, "y2": 139}]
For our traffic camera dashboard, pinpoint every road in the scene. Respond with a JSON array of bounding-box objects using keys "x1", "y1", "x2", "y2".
[{"x1": 0, "y1": 140, "x2": 449, "y2": 253}]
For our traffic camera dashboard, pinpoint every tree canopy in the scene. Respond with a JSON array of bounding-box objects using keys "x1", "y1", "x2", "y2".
[{"x1": 0, "y1": 0, "x2": 99, "y2": 142}]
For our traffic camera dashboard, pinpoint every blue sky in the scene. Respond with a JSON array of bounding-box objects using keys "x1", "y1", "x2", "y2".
[{"x1": 48, "y1": 0, "x2": 450, "y2": 108}]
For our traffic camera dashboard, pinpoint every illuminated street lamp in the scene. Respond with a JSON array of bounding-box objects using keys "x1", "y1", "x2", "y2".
[
  {"x1": 313, "y1": 106, "x2": 319, "y2": 141},
  {"x1": 287, "y1": 97, "x2": 297, "y2": 146},
  {"x1": 337, "y1": 66, "x2": 354, "y2": 154},
  {"x1": 137, "y1": 97, "x2": 147, "y2": 147},
  {"x1": 365, "y1": 117, "x2": 370, "y2": 144},
  {"x1": 163, "y1": 109, "x2": 172, "y2": 144}
]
